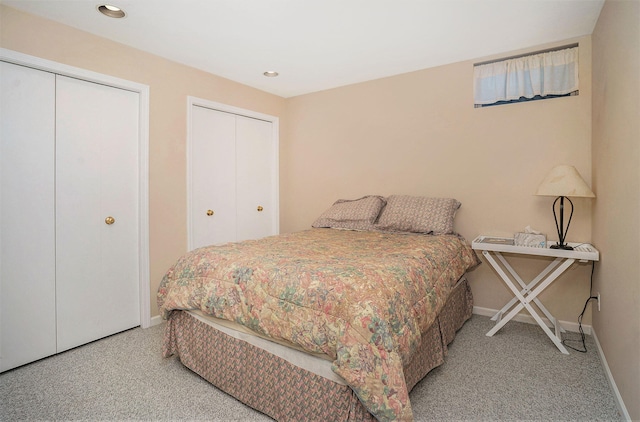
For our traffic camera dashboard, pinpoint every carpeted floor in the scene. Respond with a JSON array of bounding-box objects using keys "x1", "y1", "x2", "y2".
[{"x1": 0, "y1": 315, "x2": 622, "y2": 421}]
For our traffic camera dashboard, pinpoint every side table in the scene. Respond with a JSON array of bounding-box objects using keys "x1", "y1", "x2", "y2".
[{"x1": 472, "y1": 236, "x2": 599, "y2": 354}]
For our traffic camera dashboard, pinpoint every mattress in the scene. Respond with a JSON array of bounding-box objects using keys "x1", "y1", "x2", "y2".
[{"x1": 187, "y1": 309, "x2": 346, "y2": 385}]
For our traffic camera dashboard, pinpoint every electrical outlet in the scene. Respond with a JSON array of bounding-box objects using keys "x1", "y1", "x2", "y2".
[{"x1": 597, "y1": 292, "x2": 601, "y2": 311}]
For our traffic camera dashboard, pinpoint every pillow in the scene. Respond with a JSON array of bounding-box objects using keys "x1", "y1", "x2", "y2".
[
  {"x1": 312, "y1": 195, "x2": 386, "y2": 231},
  {"x1": 374, "y1": 195, "x2": 461, "y2": 235}
]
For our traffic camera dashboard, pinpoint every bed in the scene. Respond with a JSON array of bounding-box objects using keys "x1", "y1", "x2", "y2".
[{"x1": 158, "y1": 195, "x2": 480, "y2": 421}]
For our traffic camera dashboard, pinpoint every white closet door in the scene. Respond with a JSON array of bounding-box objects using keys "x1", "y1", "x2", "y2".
[
  {"x1": 189, "y1": 102, "x2": 277, "y2": 249},
  {"x1": 0, "y1": 62, "x2": 57, "y2": 371},
  {"x1": 236, "y1": 116, "x2": 274, "y2": 242},
  {"x1": 55, "y1": 75, "x2": 140, "y2": 352},
  {"x1": 191, "y1": 106, "x2": 237, "y2": 248}
]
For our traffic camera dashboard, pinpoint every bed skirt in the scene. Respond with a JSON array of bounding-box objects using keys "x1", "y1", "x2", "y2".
[{"x1": 163, "y1": 276, "x2": 474, "y2": 421}]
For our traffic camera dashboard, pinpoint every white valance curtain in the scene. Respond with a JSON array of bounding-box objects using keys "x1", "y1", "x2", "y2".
[{"x1": 474, "y1": 46, "x2": 579, "y2": 106}]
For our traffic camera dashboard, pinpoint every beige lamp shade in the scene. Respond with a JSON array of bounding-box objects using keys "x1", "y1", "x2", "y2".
[{"x1": 535, "y1": 165, "x2": 595, "y2": 198}]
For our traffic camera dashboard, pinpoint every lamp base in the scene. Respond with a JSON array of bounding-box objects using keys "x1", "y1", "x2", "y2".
[
  {"x1": 550, "y1": 196, "x2": 575, "y2": 251},
  {"x1": 550, "y1": 244, "x2": 574, "y2": 250}
]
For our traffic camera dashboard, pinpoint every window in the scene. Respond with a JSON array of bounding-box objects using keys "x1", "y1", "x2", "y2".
[{"x1": 474, "y1": 45, "x2": 579, "y2": 108}]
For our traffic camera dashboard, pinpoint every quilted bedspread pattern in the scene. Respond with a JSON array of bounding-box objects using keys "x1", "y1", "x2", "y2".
[{"x1": 157, "y1": 229, "x2": 478, "y2": 421}]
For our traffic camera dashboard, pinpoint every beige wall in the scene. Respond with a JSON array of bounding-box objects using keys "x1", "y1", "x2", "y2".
[
  {"x1": 592, "y1": 0, "x2": 640, "y2": 419},
  {"x1": 283, "y1": 37, "x2": 595, "y2": 324},
  {"x1": 0, "y1": 5, "x2": 287, "y2": 318}
]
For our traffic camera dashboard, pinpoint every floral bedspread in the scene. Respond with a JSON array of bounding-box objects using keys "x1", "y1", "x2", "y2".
[{"x1": 158, "y1": 229, "x2": 479, "y2": 421}]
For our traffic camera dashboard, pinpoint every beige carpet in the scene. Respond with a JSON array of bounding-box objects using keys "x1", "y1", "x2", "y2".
[{"x1": 0, "y1": 315, "x2": 621, "y2": 421}]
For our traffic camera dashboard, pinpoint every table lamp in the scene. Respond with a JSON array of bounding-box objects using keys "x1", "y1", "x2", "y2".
[{"x1": 535, "y1": 165, "x2": 595, "y2": 250}]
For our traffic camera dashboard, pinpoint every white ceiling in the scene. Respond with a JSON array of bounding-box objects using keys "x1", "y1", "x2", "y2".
[{"x1": 2, "y1": 0, "x2": 605, "y2": 98}]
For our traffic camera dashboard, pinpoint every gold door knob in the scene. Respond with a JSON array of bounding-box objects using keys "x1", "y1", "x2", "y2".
[
  {"x1": 105, "y1": 216, "x2": 115, "y2": 225},
  {"x1": 207, "y1": 210, "x2": 214, "y2": 216},
  {"x1": 257, "y1": 206, "x2": 263, "y2": 212}
]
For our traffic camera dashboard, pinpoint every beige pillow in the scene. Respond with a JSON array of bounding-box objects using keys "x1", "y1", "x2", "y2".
[
  {"x1": 375, "y1": 195, "x2": 461, "y2": 234},
  {"x1": 312, "y1": 195, "x2": 386, "y2": 231}
]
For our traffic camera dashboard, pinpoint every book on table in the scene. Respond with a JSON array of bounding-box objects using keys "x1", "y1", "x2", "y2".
[{"x1": 477, "y1": 237, "x2": 515, "y2": 246}]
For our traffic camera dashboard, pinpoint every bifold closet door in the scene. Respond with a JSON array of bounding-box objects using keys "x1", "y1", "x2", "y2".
[
  {"x1": 235, "y1": 115, "x2": 274, "y2": 242},
  {"x1": 191, "y1": 106, "x2": 237, "y2": 248},
  {"x1": 190, "y1": 105, "x2": 276, "y2": 249},
  {"x1": 0, "y1": 61, "x2": 57, "y2": 371},
  {"x1": 55, "y1": 75, "x2": 140, "y2": 352}
]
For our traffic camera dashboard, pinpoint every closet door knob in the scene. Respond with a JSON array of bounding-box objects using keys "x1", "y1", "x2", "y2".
[
  {"x1": 105, "y1": 216, "x2": 115, "y2": 225},
  {"x1": 257, "y1": 206, "x2": 263, "y2": 212},
  {"x1": 207, "y1": 210, "x2": 214, "y2": 216}
]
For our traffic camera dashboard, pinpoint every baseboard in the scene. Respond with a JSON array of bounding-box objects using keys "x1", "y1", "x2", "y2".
[
  {"x1": 149, "y1": 315, "x2": 164, "y2": 327},
  {"x1": 472, "y1": 306, "x2": 591, "y2": 334},
  {"x1": 591, "y1": 328, "x2": 631, "y2": 421}
]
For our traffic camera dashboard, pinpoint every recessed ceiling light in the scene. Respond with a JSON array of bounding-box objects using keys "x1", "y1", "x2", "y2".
[
  {"x1": 97, "y1": 4, "x2": 126, "y2": 18},
  {"x1": 263, "y1": 71, "x2": 279, "y2": 77}
]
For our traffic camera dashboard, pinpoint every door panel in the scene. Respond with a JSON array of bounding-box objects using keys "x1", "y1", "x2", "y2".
[
  {"x1": 191, "y1": 106, "x2": 237, "y2": 248},
  {"x1": 55, "y1": 75, "x2": 140, "y2": 352},
  {"x1": 0, "y1": 62, "x2": 57, "y2": 371},
  {"x1": 235, "y1": 116, "x2": 274, "y2": 242}
]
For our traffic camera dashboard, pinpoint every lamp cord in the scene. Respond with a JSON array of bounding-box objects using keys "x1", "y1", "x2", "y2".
[{"x1": 562, "y1": 261, "x2": 596, "y2": 353}]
